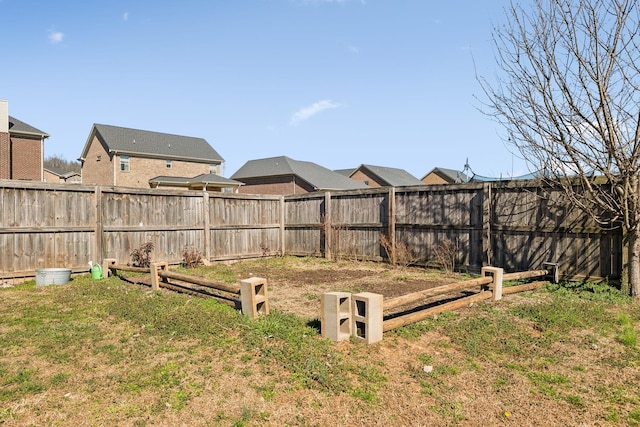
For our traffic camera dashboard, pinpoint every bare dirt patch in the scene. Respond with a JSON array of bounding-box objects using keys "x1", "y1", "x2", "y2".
[{"x1": 10, "y1": 257, "x2": 634, "y2": 426}]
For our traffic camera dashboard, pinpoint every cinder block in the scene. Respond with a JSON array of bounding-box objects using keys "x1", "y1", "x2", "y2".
[
  {"x1": 352, "y1": 292, "x2": 383, "y2": 345},
  {"x1": 321, "y1": 292, "x2": 352, "y2": 342},
  {"x1": 482, "y1": 266, "x2": 504, "y2": 301},
  {"x1": 240, "y1": 277, "x2": 269, "y2": 319}
]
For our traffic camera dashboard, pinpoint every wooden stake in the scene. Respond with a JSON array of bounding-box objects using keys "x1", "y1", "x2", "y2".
[
  {"x1": 384, "y1": 276, "x2": 493, "y2": 312},
  {"x1": 383, "y1": 291, "x2": 492, "y2": 332}
]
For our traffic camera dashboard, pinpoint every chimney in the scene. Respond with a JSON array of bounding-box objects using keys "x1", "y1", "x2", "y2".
[
  {"x1": 0, "y1": 99, "x2": 10, "y2": 179},
  {"x1": 0, "y1": 99, "x2": 7, "y2": 133}
]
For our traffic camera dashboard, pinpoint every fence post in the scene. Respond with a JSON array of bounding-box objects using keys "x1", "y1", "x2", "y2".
[
  {"x1": 388, "y1": 187, "x2": 396, "y2": 265},
  {"x1": 150, "y1": 262, "x2": 168, "y2": 290},
  {"x1": 102, "y1": 258, "x2": 117, "y2": 278},
  {"x1": 279, "y1": 195, "x2": 286, "y2": 256},
  {"x1": 321, "y1": 292, "x2": 352, "y2": 342},
  {"x1": 543, "y1": 262, "x2": 559, "y2": 283},
  {"x1": 482, "y1": 183, "x2": 492, "y2": 266},
  {"x1": 239, "y1": 277, "x2": 269, "y2": 319},
  {"x1": 352, "y1": 292, "x2": 383, "y2": 345},
  {"x1": 95, "y1": 186, "x2": 104, "y2": 265},
  {"x1": 324, "y1": 191, "x2": 332, "y2": 260},
  {"x1": 481, "y1": 266, "x2": 503, "y2": 301},
  {"x1": 202, "y1": 192, "x2": 211, "y2": 263}
]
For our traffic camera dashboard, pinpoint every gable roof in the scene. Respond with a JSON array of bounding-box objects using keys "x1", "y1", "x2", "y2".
[
  {"x1": 231, "y1": 156, "x2": 368, "y2": 191},
  {"x1": 80, "y1": 123, "x2": 223, "y2": 163},
  {"x1": 355, "y1": 164, "x2": 425, "y2": 187},
  {"x1": 149, "y1": 173, "x2": 243, "y2": 189},
  {"x1": 334, "y1": 168, "x2": 357, "y2": 177},
  {"x1": 8, "y1": 116, "x2": 49, "y2": 138},
  {"x1": 44, "y1": 167, "x2": 80, "y2": 179},
  {"x1": 422, "y1": 167, "x2": 469, "y2": 183}
]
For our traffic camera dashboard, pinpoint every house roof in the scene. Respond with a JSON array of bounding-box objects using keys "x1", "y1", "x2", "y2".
[
  {"x1": 44, "y1": 167, "x2": 80, "y2": 179},
  {"x1": 8, "y1": 116, "x2": 49, "y2": 138},
  {"x1": 334, "y1": 168, "x2": 357, "y2": 177},
  {"x1": 231, "y1": 156, "x2": 368, "y2": 191},
  {"x1": 422, "y1": 167, "x2": 469, "y2": 183},
  {"x1": 80, "y1": 123, "x2": 224, "y2": 163},
  {"x1": 355, "y1": 164, "x2": 425, "y2": 187},
  {"x1": 149, "y1": 173, "x2": 243, "y2": 186}
]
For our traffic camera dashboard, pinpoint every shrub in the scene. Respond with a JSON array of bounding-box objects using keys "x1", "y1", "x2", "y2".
[
  {"x1": 130, "y1": 241, "x2": 154, "y2": 268},
  {"x1": 380, "y1": 233, "x2": 416, "y2": 268},
  {"x1": 182, "y1": 246, "x2": 203, "y2": 268},
  {"x1": 432, "y1": 238, "x2": 459, "y2": 275}
]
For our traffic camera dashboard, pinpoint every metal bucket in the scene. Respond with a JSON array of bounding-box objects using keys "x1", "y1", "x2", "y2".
[{"x1": 36, "y1": 268, "x2": 72, "y2": 286}]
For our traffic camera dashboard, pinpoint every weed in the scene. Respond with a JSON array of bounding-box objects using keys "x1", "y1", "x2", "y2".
[
  {"x1": 351, "y1": 387, "x2": 377, "y2": 402},
  {"x1": 181, "y1": 246, "x2": 203, "y2": 268},
  {"x1": 130, "y1": 241, "x2": 154, "y2": 268},
  {"x1": 564, "y1": 394, "x2": 585, "y2": 407},
  {"x1": 616, "y1": 313, "x2": 638, "y2": 347},
  {"x1": 431, "y1": 238, "x2": 459, "y2": 275},
  {"x1": 380, "y1": 233, "x2": 417, "y2": 268}
]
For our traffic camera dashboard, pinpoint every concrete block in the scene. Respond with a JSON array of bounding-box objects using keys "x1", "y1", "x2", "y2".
[
  {"x1": 321, "y1": 292, "x2": 352, "y2": 342},
  {"x1": 482, "y1": 266, "x2": 504, "y2": 301},
  {"x1": 352, "y1": 292, "x2": 383, "y2": 345},
  {"x1": 240, "y1": 277, "x2": 269, "y2": 319}
]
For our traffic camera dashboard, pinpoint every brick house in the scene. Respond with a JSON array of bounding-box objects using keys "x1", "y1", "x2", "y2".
[
  {"x1": 231, "y1": 155, "x2": 367, "y2": 195},
  {"x1": 0, "y1": 99, "x2": 49, "y2": 181},
  {"x1": 44, "y1": 166, "x2": 81, "y2": 184},
  {"x1": 79, "y1": 123, "x2": 234, "y2": 191},
  {"x1": 421, "y1": 167, "x2": 468, "y2": 184},
  {"x1": 335, "y1": 164, "x2": 425, "y2": 188}
]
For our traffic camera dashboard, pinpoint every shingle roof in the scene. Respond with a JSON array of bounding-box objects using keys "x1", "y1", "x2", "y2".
[
  {"x1": 422, "y1": 167, "x2": 469, "y2": 183},
  {"x1": 231, "y1": 156, "x2": 368, "y2": 191},
  {"x1": 8, "y1": 116, "x2": 49, "y2": 137},
  {"x1": 83, "y1": 124, "x2": 223, "y2": 163},
  {"x1": 149, "y1": 174, "x2": 243, "y2": 186},
  {"x1": 334, "y1": 168, "x2": 357, "y2": 177},
  {"x1": 358, "y1": 164, "x2": 425, "y2": 187},
  {"x1": 44, "y1": 167, "x2": 80, "y2": 179}
]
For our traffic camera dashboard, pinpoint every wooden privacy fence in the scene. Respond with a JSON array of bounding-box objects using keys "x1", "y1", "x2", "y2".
[
  {"x1": 0, "y1": 179, "x2": 623, "y2": 282},
  {"x1": 103, "y1": 258, "x2": 269, "y2": 319},
  {"x1": 321, "y1": 263, "x2": 558, "y2": 344}
]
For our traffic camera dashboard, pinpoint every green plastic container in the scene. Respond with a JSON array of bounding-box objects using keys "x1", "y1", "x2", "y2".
[{"x1": 91, "y1": 264, "x2": 103, "y2": 279}]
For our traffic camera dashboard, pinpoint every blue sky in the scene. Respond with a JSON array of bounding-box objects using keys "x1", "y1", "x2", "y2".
[{"x1": 1, "y1": 0, "x2": 528, "y2": 180}]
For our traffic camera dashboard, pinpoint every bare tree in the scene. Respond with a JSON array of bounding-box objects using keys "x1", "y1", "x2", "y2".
[
  {"x1": 478, "y1": 0, "x2": 640, "y2": 298},
  {"x1": 44, "y1": 154, "x2": 81, "y2": 174}
]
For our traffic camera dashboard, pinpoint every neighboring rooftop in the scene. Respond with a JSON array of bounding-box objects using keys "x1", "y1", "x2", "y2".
[
  {"x1": 149, "y1": 173, "x2": 243, "y2": 190},
  {"x1": 422, "y1": 167, "x2": 469, "y2": 184},
  {"x1": 44, "y1": 167, "x2": 80, "y2": 179},
  {"x1": 81, "y1": 124, "x2": 223, "y2": 163},
  {"x1": 352, "y1": 164, "x2": 425, "y2": 187},
  {"x1": 8, "y1": 116, "x2": 49, "y2": 137},
  {"x1": 231, "y1": 156, "x2": 368, "y2": 191}
]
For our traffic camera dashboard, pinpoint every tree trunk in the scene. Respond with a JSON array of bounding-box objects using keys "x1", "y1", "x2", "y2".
[{"x1": 628, "y1": 228, "x2": 640, "y2": 301}]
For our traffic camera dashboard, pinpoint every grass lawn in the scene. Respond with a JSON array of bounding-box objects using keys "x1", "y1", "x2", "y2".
[{"x1": 1, "y1": 257, "x2": 639, "y2": 426}]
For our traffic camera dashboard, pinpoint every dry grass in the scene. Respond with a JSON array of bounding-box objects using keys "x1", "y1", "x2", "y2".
[{"x1": 1, "y1": 257, "x2": 639, "y2": 426}]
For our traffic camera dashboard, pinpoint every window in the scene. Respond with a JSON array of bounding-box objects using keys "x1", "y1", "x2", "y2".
[
  {"x1": 120, "y1": 155, "x2": 130, "y2": 172},
  {"x1": 96, "y1": 155, "x2": 101, "y2": 162},
  {"x1": 166, "y1": 160, "x2": 172, "y2": 169},
  {"x1": 209, "y1": 164, "x2": 217, "y2": 175},
  {"x1": 364, "y1": 180, "x2": 370, "y2": 186}
]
